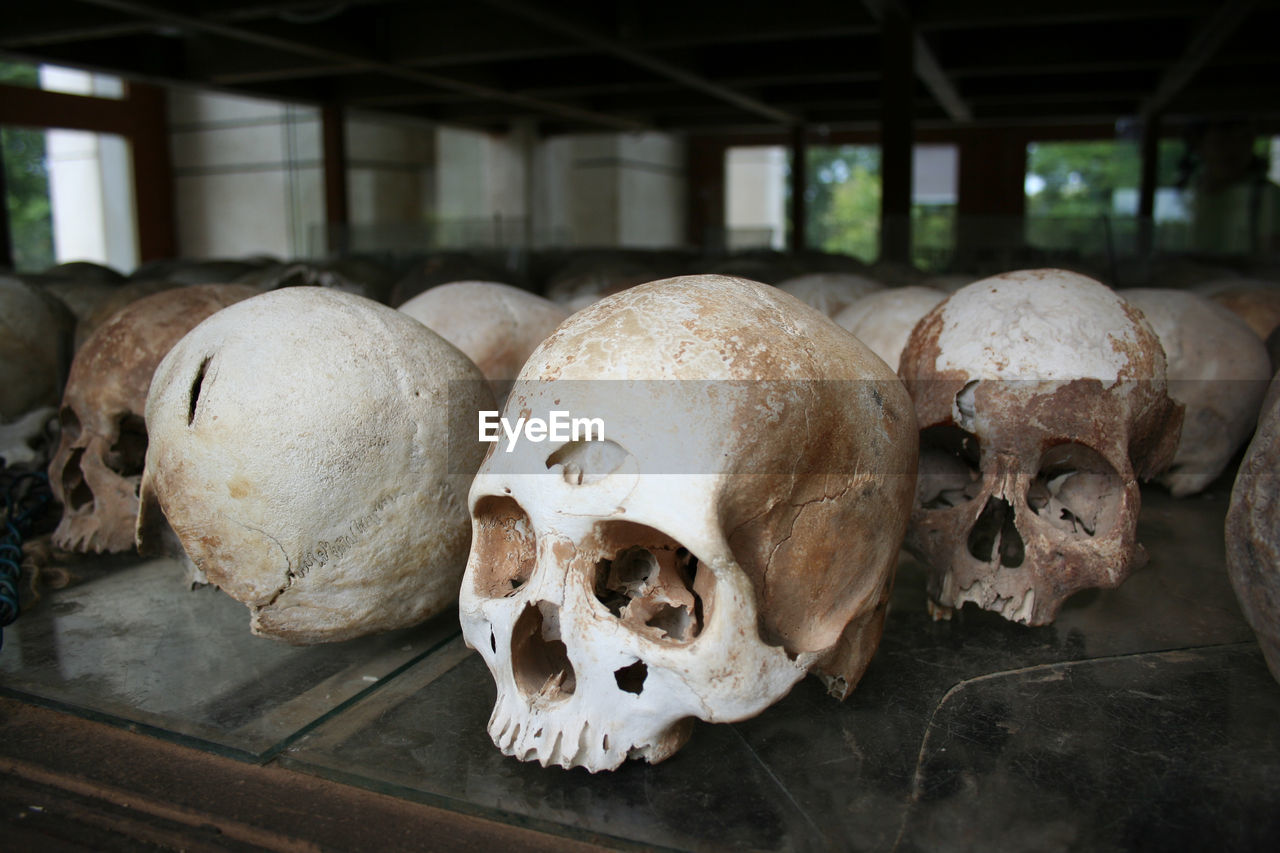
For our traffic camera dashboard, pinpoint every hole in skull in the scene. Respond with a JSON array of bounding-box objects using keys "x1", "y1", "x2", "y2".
[
  {"x1": 918, "y1": 425, "x2": 983, "y2": 510},
  {"x1": 546, "y1": 438, "x2": 628, "y2": 485},
  {"x1": 614, "y1": 660, "x2": 648, "y2": 695},
  {"x1": 61, "y1": 448, "x2": 94, "y2": 511},
  {"x1": 59, "y1": 406, "x2": 81, "y2": 442},
  {"x1": 646, "y1": 604, "x2": 695, "y2": 640},
  {"x1": 1026, "y1": 443, "x2": 1122, "y2": 538},
  {"x1": 593, "y1": 525, "x2": 703, "y2": 643},
  {"x1": 596, "y1": 547, "x2": 657, "y2": 617},
  {"x1": 967, "y1": 496, "x2": 1025, "y2": 568},
  {"x1": 471, "y1": 496, "x2": 535, "y2": 598},
  {"x1": 188, "y1": 357, "x2": 210, "y2": 426},
  {"x1": 106, "y1": 413, "x2": 147, "y2": 479},
  {"x1": 511, "y1": 602, "x2": 576, "y2": 700},
  {"x1": 954, "y1": 380, "x2": 979, "y2": 432}
]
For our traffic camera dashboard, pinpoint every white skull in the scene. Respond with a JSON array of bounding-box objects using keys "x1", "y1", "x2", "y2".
[
  {"x1": 899, "y1": 270, "x2": 1182, "y2": 625},
  {"x1": 834, "y1": 286, "x2": 947, "y2": 371},
  {"x1": 397, "y1": 281, "x2": 569, "y2": 401},
  {"x1": 776, "y1": 272, "x2": 885, "y2": 318},
  {"x1": 138, "y1": 287, "x2": 494, "y2": 643},
  {"x1": 49, "y1": 285, "x2": 259, "y2": 553},
  {"x1": 460, "y1": 274, "x2": 917, "y2": 772},
  {"x1": 1122, "y1": 288, "x2": 1271, "y2": 497}
]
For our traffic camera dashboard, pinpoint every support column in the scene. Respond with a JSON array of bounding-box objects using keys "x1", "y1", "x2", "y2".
[
  {"x1": 955, "y1": 126, "x2": 1027, "y2": 272},
  {"x1": 788, "y1": 124, "x2": 807, "y2": 253},
  {"x1": 685, "y1": 136, "x2": 726, "y2": 252},
  {"x1": 1138, "y1": 113, "x2": 1162, "y2": 258},
  {"x1": 879, "y1": 4, "x2": 914, "y2": 264},
  {"x1": 127, "y1": 82, "x2": 176, "y2": 264},
  {"x1": 321, "y1": 103, "x2": 349, "y2": 255}
]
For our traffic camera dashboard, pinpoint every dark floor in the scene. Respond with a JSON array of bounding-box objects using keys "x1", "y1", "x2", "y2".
[{"x1": 2, "y1": 478, "x2": 1278, "y2": 852}]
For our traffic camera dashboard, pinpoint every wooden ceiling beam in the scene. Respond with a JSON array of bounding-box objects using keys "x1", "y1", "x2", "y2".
[
  {"x1": 476, "y1": 0, "x2": 800, "y2": 126},
  {"x1": 1141, "y1": 0, "x2": 1256, "y2": 118},
  {"x1": 71, "y1": 0, "x2": 647, "y2": 130},
  {"x1": 863, "y1": 0, "x2": 972, "y2": 123}
]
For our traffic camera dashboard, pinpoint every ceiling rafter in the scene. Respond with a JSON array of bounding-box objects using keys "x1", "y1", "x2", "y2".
[
  {"x1": 0, "y1": 0, "x2": 1275, "y2": 134},
  {"x1": 1140, "y1": 0, "x2": 1257, "y2": 118},
  {"x1": 862, "y1": 0, "x2": 972, "y2": 123},
  {"x1": 475, "y1": 0, "x2": 799, "y2": 126},
  {"x1": 70, "y1": 0, "x2": 647, "y2": 130}
]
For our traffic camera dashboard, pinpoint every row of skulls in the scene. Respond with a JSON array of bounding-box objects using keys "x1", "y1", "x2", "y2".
[{"x1": 11, "y1": 262, "x2": 1280, "y2": 774}]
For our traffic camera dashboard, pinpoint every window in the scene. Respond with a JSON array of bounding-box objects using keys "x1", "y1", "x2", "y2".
[
  {"x1": 725, "y1": 146, "x2": 787, "y2": 251},
  {"x1": 724, "y1": 142, "x2": 958, "y2": 269},
  {"x1": 2, "y1": 126, "x2": 138, "y2": 273},
  {"x1": 1, "y1": 62, "x2": 138, "y2": 272},
  {"x1": 0, "y1": 60, "x2": 124, "y2": 98},
  {"x1": 1024, "y1": 138, "x2": 1187, "y2": 258}
]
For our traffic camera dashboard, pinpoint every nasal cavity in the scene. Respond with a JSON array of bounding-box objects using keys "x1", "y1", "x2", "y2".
[
  {"x1": 967, "y1": 496, "x2": 1025, "y2": 568},
  {"x1": 511, "y1": 601, "x2": 576, "y2": 701}
]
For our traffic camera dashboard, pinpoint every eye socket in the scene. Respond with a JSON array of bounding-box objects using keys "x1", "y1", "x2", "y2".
[
  {"x1": 470, "y1": 495, "x2": 535, "y2": 598},
  {"x1": 106, "y1": 413, "x2": 147, "y2": 479},
  {"x1": 917, "y1": 424, "x2": 983, "y2": 509},
  {"x1": 59, "y1": 406, "x2": 81, "y2": 442},
  {"x1": 592, "y1": 522, "x2": 705, "y2": 644},
  {"x1": 1026, "y1": 443, "x2": 1123, "y2": 538}
]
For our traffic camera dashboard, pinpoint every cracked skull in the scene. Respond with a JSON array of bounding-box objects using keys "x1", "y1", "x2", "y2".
[
  {"x1": 460, "y1": 274, "x2": 917, "y2": 772},
  {"x1": 49, "y1": 284, "x2": 258, "y2": 553},
  {"x1": 898, "y1": 269, "x2": 1182, "y2": 625},
  {"x1": 137, "y1": 287, "x2": 494, "y2": 643}
]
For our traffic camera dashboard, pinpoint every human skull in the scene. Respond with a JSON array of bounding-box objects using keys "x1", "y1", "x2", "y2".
[
  {"x1": 390, "y1": 252, "x2": 510, "y2": 306},
  {"x1": 460, "y1": 274, "x2": 917, "y2": 772},
  {"x1": 834, "y1": 286, "x2": 946, "y2": 371},
  {"x1": 544, "y1": 251, "x2": 672, "y2": 310},
  {"x1": 1203, "y1": 280, "x2": 1280, "y2": 341},
  {"x1": 74, "y1": 279, "x2": 181, "y2": 351},
  {"x1": 1226, "y1": 373, "x2": 1280, "y2": 684},
  {"x1": 1, "y1": 275, "x2": 73, "y2": 428},
  {"x1": 776, "y1": 272, "x2": 885, "y2": 318},
  {"x1": 49, "y1": 285, "x2": 259, "y2": 553},
  {"x1": 137, "y1": 287, "x2": 494, "y2": 643},
  {"x1": 899, "y1": 270, "x2": 1182, "y2": 625},
  {"x1": 397, "y1": 281, "x2": 569, "y2": 401},
  {"x1": 237, "y1": 258, "x2": 396, "y2": 304},
  {"x1": 1122, "y1": 288, "x2": 1271, "y2": 497}
]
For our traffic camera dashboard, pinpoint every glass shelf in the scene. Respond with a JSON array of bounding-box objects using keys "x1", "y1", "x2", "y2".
[
  {"x1": 0, "y1": 554, "x2": 460, "y2": 761},
  {"x1": 279, "y1": 485, "x2": 1278, "y2": 850}
]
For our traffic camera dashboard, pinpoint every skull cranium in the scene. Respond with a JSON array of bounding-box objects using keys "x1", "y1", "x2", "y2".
[
  {"x1": 460, "y1": 274, "x2": 917, "y2": 771},
  {"x1": 898, "y1": 269, "x2": 1182, "y2": 625},
  {"x1": 49, "y1": 284, "x2": 258, "y2": 553}
]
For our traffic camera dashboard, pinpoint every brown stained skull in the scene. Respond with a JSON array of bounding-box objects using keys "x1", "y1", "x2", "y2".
[
  {"x1": 50, "y1": 284, "x2": 259, "y2": 553},
  {"x1": 899, "y1": 270, "x2": 1182, "y2": 625}
]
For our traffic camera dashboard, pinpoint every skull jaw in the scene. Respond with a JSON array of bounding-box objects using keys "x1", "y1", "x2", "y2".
[
  {"x1": 487, "y1": 686, "x2": 695, "y2": 772},
  {"x1": 50, "y1": 477, "x2": 140, "y2": 553}
]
